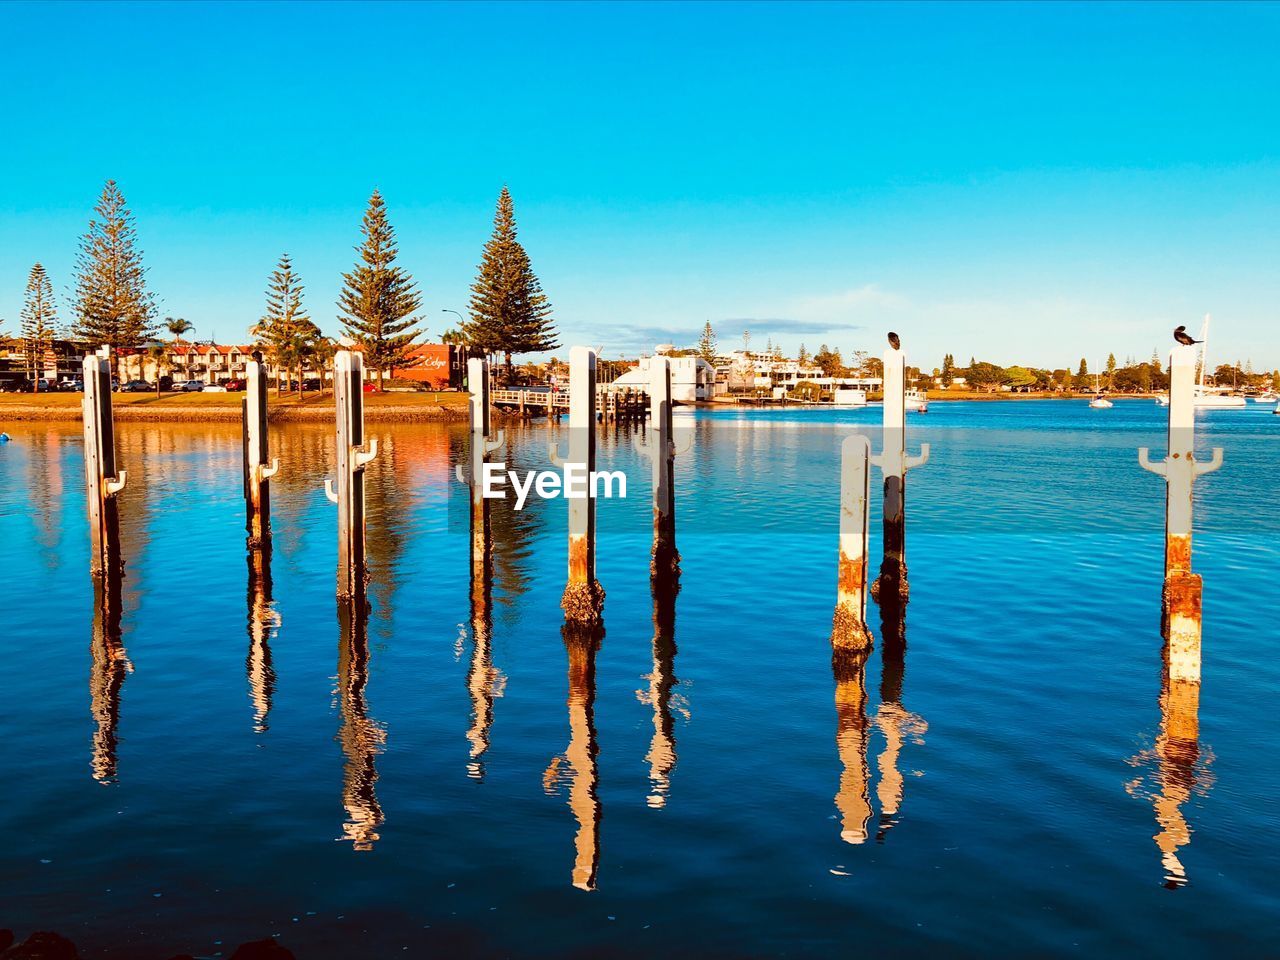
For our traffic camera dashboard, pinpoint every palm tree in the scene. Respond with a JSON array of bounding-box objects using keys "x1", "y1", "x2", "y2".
[
  {"x1": 147, "y1": 343, "x2": 170, "y2": 396},
  {"x1": 166, "y1": 316, "x2": 193, "y2": 381}
]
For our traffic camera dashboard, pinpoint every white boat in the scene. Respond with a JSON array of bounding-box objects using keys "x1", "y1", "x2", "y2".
[
  {"x1": 832, "y1": 388, "x2": 868, "y2": 407},
  {"x1": 1154, "y1": 394, "x2": 1170, "y2": 406},
  {"x1": 1192, "y1": 314, "x2": 1246, "y2": 408},
  {"x1": 905, "y1": 387, "x2": 929, "y2": 413},
  {"x1": 1088, "y1": 365, "x2": 1112, "y2": 408},
  {"x1": 1252, "y1": 392, "x2": 1276, "y2": 403}
]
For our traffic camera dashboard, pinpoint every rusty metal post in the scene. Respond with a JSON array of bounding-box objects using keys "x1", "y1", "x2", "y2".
[
  {"x1": 81, "y1": 350, "x2": 127, "y2": 576},
  {"x1": 832, "y1": 434, "x2": 873, "y2": 660},
  {"x1": 550, "y1": 346, "x2": 604, "y2": 625},
  {"x1": 324, "y1": 350, "x2": 379, "y2": 600},
  {"x1": 871, "y1": 342, "x2": 929, "y2": 605},
  {"x1": 242, "y1": 355, "x2": 279, "y2": 548},
  {"x1": 1139, "y1": 343, "x2": 1223, "y2": 683}
]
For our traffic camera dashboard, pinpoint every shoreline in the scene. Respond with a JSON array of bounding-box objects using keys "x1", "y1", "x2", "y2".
[{"x1": 0, "y1": 391, "x2": 469, "y2": 424}]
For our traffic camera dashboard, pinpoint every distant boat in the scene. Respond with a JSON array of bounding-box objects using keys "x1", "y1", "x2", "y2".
[
  {"x1": 1252, "y1": 391, "x2": 1276, "y2": 403},
  {"x1": 1088, "y1": 365, "x2": 1112, "y2": 408},
  {"x1": 905, "y1": 387, "x2": 929, "y2": 413},
  {"x1": 1154, "y1": 394, "x2": 1170, "y2": 406},
  {"x1": 1192, "y1": 315, "x2": 1247, "y2": 408}
]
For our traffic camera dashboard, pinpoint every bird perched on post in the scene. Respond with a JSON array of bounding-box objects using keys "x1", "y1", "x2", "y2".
[
  {"x1": 1173, "y1": 325, "x2": 1202, "y2": 346},
  {"x1": 888, "y1": 331, "x2": 901, "y2": 350}
]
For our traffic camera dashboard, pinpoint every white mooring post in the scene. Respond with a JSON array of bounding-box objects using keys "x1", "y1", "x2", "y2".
[
  {"x1": 871, "y1": 342, "x2": 929, "y2": 605},
  {"x1": 242, "y1": 355, "x2": 280, "y2": 548},
  {"x1": 454, "y1": 358, "x2": 505, "y2": 582},
  {"x1": 550, "y1": 346, "x2": 604, "y2": 624},
  {"x1": 1139, "y1": 343, "x2": 1223, "y2": 683},
  {"x1": 324, "y1": 350, "x2": 379, "y2": 600},
  {"x1": 82, "y1": 351, "x2": 127, "y2": 576},
  {"x1": 832, "y1": 434, "x2": 874, "y2": 657},
  {"x1": 637, "y1": 357, "x2": 683, "y2": 580}
]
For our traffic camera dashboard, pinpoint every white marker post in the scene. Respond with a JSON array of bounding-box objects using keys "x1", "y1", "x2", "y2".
[
  {"x1": 550, "y1": 346, "x2": 604, "y2": 625},
  {"x1": 643, "y1": 357, "x2": 680, "y2": 580},
  {"x1": 1139, "y1": 343, "x2": 1223, "y2": 683},
  {"x1": 242, "y1": 355, "x2": 279, "y2": 548},
  {"x1": 324, "y1": 350, "x2": 379, "y2": 600},
  {"x1": 82, "y1": 351, "x2": 127, "y2": 576},
  {"x1": 871, "y1": 343, "x2": 929, "y2": 605},
  {"x1": 832, "y1": 434, "x2": 874, "y2": 658}
]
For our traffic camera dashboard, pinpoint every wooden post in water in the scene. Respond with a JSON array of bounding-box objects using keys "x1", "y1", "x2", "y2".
[
  {"x1": 1139, "y1": 343, "x2": 1223, "y2": 683},
  {"x1": 81, "y1": 350, "x2": 127, "y2": 576},
  {"x1": 643, "y1": 357, "x2": 680, "y2": 580},
  {"x1": 242, "y1": 354, "x2": 279, "y2": 548},
  {"x1": 550, "y1": 346, "x2": 604, "y2": 625},
  {"x1": 831, "y1": 434, "x2": 873, "y2": 659},
  {"x1": 457, "y1": 358, "x2": 504, "y2": 582},
  {"x1": 871, "y1": 341, "x2": 929, "y2": 606},
  {"x1": 324, "y1": 350, "x2": 379, "y2": 600}
]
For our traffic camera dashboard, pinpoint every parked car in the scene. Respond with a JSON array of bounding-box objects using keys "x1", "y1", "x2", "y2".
[
  {"x1": 180, "y1": 380, "x2": 205, "y2": 392},
  {"x1": 203, "y1": 384, "x2": 227, "y2": 393},
  {"x1": 363, "y1": 382, "x2": 378, "y2": 393},
  {"x1": 0, "y1": 378, "x2": 32, "y2": 393},
  {"x1": 223, "y1": 378, "x2": 246, "y2": 391},
  {"x1": 121, "y1": 379, "x2": 152, "y2": 392},
  {"x1": 157, "y1": 376, "x2": 175, "y2": 392},
  {"x1": 58, "y1": 377, "x2": 83, "y2": 391},
  {"x1": 31, "y1": 378, "x2": 59, "y2": 392},
  {"x1": 303, "y1": 378, "x2": 324, "y2": 391}
]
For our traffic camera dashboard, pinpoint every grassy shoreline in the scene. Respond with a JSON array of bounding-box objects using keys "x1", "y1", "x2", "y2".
[{"x1": 0, "y1": 389, "x2": 469, "y2": 423}]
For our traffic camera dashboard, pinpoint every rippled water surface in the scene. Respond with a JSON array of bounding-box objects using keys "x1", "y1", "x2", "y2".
[{"x1": 1, "y1": 399, "x2": 1278, "y2": 958}]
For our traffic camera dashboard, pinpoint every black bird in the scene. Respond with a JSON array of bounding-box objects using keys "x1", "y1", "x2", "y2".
[
  {"x1": 888, "y1": 331, "x2": 901, "y2": 350},
  {"x1": 1173, "y1": 325, "x2": 1202, "y2": 346}
]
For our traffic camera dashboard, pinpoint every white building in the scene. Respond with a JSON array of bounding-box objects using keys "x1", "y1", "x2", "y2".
[{"x1": 611, "y1": 353, "x2": 718, "y2": 402}]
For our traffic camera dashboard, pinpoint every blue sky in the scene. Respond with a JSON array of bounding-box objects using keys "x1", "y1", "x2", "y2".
[{"x1": 1, "y1": 1, "x2": 1277, "y2": 370}]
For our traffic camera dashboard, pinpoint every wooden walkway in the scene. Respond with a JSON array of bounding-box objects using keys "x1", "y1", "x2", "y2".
[{"x1": 491, "y1": 387, "x2": 648, "y2": 421}]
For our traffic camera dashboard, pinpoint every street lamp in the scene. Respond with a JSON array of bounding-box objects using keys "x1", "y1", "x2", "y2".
[{"x1": 441, "y1": 308, "x2": 464, "y2": 330}]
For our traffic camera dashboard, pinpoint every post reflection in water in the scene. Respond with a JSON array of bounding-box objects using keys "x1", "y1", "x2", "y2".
[
  {"x1": 637, "y1": 581, "x2": 687, "y2": 809},
  {"x1": 832, "y1": 649, "x2": 873, "y2": 845},
  {"x1": 246, "y1": 547, "x2": 279, "y2": 735},
  {"x1": 463, "y1": 547, "x2": 505, "y2": 781},
  {"x1": 873, "y1": 609, "x2": 927, "y2": 842},
  {"x1": 544, "y1": 621, "x2": 603, "y2": 891},
  {"x1": 89, "y1": 562, "x2": 131, "y2": 784},
  {"x1": 336, "y1": 597, "x2": 385, "y2": 851},
  {"x1": 1126, "y1": 672, "x2": 1214, "y2": 889}
]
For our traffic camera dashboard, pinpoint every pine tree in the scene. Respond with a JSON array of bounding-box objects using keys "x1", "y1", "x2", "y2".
[
  {"x1": 697, "y1": 321, "x2": 718, "y2": 363},
  {"x1": 21, "y1": 263, "x2": 58, "y2": 389},
  {"x1": 71, "y1": 180, "x2": 158, "y2": 374},
  {"x1": 337, "y1": 190, "x2": 424, "y2": 388},
  {"x1": 940, "y1": 353, "x2": 955, "y2": 386},
  {"x1": 256, "y1": 253, "x2": 321, "y2": 396},
  {"x1": 797, "y1": 343, "x2": 809, "y2": 365},
  {"x1": 463, "y1": 186, "x2": 557, "y2": 379}
]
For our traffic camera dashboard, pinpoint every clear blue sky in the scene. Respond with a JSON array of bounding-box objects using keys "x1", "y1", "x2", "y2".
[{"x1": 1, "y1": 1, "x2": 1277, "y2": 371}]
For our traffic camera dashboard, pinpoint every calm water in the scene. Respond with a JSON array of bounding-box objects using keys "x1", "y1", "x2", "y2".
[{"x1": 1, "y1": 400, "x2": 1278, "y2": 958}]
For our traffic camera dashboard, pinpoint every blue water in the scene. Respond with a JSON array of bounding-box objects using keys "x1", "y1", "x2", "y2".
[{"x1": 1, "y1": 399, "x2": 1277, "y2": 958}]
